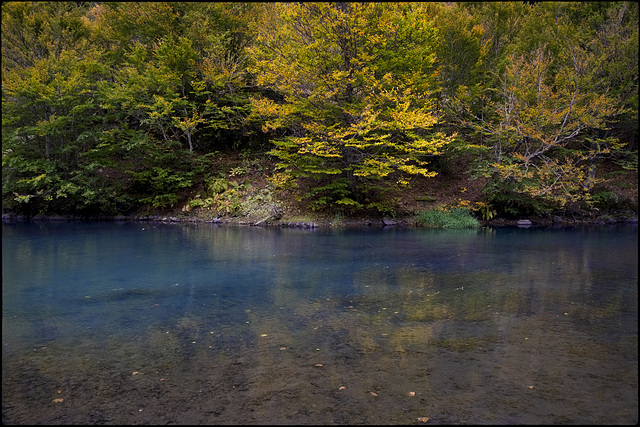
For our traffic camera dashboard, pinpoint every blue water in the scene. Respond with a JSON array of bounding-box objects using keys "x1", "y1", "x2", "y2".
[{"x1": 2, "y1": 222, "x2": 638, "y2": 424}]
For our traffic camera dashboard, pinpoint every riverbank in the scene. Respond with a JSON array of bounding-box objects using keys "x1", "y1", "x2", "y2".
[
  {"x1": 3, "y1": 211, "x2": 637, "y2": 229},
  {"x1": 3, "y1": 152, "x2": 637, "y2": 230}
]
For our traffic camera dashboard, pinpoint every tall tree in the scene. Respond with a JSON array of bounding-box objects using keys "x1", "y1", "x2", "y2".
[
  {"x1": 1, "y1": 2, "x2": 117, "y2": 215},
  {"x1": 445, "y1": 1, "x2": 636, "y2": 216},
  {"x1": 249, "y1": 2, "x2": 452, "y2": 213}
]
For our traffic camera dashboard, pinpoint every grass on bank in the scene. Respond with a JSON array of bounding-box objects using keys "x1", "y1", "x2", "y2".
[{"x1": 416, "y1": 207, "x2": 480, "y2": 229}]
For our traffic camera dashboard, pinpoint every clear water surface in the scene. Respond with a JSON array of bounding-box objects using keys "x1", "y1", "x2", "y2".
[{"x1": 2, "y1": 222, "x2": 638, "y2": 424}]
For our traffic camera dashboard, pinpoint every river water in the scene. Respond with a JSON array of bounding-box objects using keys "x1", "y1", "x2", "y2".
[{"x1": 2, "y1": 222, "x2": 637, "y2": 424}]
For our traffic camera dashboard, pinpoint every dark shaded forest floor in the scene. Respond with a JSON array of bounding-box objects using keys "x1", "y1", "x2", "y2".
[
  {"x1": 176, "y1": 151, "x2": 638, "y2": 228},
  {"x1": 4, "y1": 152, "x2": 637, "y2": 228}
]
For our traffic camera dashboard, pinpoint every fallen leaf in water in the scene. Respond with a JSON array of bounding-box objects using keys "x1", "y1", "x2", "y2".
[
  {"x1": 369, "y1": 391, "x2": 378, "y2": 397},
  {"x1": 132, "y1": 371, "x2": 139, "y2": 375},
  {"x1": 314, "y1": 363, "x2": 323, "y2": 367},
  {"x1": 417, "y1": 417, "x2": 429, "y2": 423},
  {"x1": 406, "y1": 391, "x2": 415, "y2": 397},
  {"x1": 52, "y1": 398, "x2": 64, "y2": 403},
  {"x1": 260, "y1": 334, "x2": 268, "y2": 337}
]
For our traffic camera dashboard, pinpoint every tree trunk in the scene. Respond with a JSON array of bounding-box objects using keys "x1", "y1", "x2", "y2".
[
  {"x1": 187, "y1": 130, "x2": 193, "y2": 152},
  {"x1": 45, "y1": 135, "x2": 52, "y2": 162}
]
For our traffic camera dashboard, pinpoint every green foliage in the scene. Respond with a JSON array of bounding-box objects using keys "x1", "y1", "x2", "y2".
[
  {"x1": 1, "y1": 1, "x2": 92, "y2": 73},
  {"x1": 302, "y1": 178, "x2": 361, "y2": 213},
  {"x1": 188, "y1": 177, "x2": 245, "y2": 215},
  {"x1": 133, "y1": 166, "x2": 193, "y2": 209},
  {"x1": 588, "y1": 189, "x2": 636, "y2": 214},
  {"x1": 591, "y1": 190, "x2": 619, "y2": 210},
  {"x1": 240, "y1": 187, "x2": 282, "y2": 222},
  {"x1": 1, "y1": 2, "x2": 637, "y2": 219},
  {"x1": 473, "y1": 202, "x2": 497, "y2": 221},
  {"x1": 2, "y1": 2, "x2": 259, "y2": 216},
  {"x1": 481, "y1": 179, "x2": 555, "y2": 218},
  {"x1": 187, "y1": 176, "x2": 281, "y2": 220},
  {"x1": 206, "y1": 177, "x2": 230, "y2": 195},
  {"x1": 426, "y1": 2, "x2": 490, "y2": 101},
  {"x1": 613, "y1": 152, "x2": 638, "y2": 172},
  {"x1": 416, "y1": 207, "x2": 479, "y2": 229}
]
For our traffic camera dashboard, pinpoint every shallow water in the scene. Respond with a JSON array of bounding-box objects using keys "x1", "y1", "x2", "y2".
[{"x1": 2, "y1": 222, "x2": 638, "y2": 424}]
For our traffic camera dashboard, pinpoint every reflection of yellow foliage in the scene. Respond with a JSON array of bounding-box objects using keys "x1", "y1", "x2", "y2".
[
  {"x1": 293, "y1": 300, "x2": 327, "y2": 317},
  {"x1": 272, "y1": 283, "x2": 310, "y2": 310},
  {"x1": 353, "y1": 269, "x2": 390, "y2": 295},
  {"x1": 405, "y1": 303, "x2": 452, "y2": 322},
  {"x1": 396, "y1": 267, "x2": 434, "y2": 291},
  {"x1": 430, "y1": 336, "x2": 496, "y2": 352},
  {"x1": 389, "y1": 325, "x2": 434, "y2": 353},
  {"x1": 432, "y1": 305, "x2": 453, "y2": 321},
  {"x1": 348, "y1": 329, "x2": 377, "y2": 355},
  {"x1": 502, "y1": 292, "x2": 523, "y2": 313}
]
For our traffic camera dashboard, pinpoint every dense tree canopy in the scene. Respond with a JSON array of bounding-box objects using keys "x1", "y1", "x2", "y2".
[
  {"x1": 249, "y1": 2, "x2": 451, "y2": 212},
  {"x1": 2, "y1": 2, "x2": 637, "y2": 219}
]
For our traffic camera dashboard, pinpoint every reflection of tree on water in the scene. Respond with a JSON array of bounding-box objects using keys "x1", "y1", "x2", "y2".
[{"x1": 173, "y1": 282, "x2": 200, "y2": 359}]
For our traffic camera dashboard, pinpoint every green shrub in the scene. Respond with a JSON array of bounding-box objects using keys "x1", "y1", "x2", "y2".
[
  {"x1": 131, "y1": 167, "x2": 193, "y2": 208},
  {"x1": 206, "y1": 177, "x2": 230, "y2": 194},
  {"x1": 416, "y1": 207, "x2": 479, "y2": 228},
  {"x1": 589, "y1": 190, "x2": 637, "y2": 214},
  {"x1": 481, "y1": 179, "x2": 556, "y2": 218}
]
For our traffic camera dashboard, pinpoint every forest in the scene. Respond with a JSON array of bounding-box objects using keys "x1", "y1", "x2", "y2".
[{"x1": 2, "y1": 2, "x2": 638, "y2": 223}]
